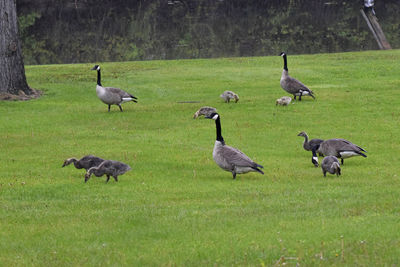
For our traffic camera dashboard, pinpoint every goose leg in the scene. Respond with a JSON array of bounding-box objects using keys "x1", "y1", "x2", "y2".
[
  {"x1": 341, "y1": 158, "x2": 344, "y2": 165},
  {"x1": 299, "y1": 94, "x2": 302, "y2": 101},
  {"x1": 113, "y1": 176, "x2": 118, "y2": 182},
  {"x1": 323, "y1": 171, "x2": 326, "y2": 177},
  {"x1": 108, "y1": 105, "x2": 111, "y2": 112},
  {"x1": 294, "y1": 95, "x2": 297, "y2": 100},
  {"x1": 106, "y1": 175, "x2": 110, "y2": 183},
  {"x1": 118, "y1": 104, "x2": 123, "y2": 112},
  {"x1": 232, "y1": 172, "x2": 236, "y2": 179}
]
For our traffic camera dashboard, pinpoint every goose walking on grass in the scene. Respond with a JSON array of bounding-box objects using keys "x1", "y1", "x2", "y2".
[
  {"x1": 321, "y1": 156, "x2": 341, "y2": 177},
  {"x1": 204, "y1": 112, "x2": 264, "y2": 179},
  {"x1": 91, "y1": 65, "x2": 137, "y2": 112},
  {"x1": 62, "y1": 155, "x2": 105, "y2": 171},
  {"x1": 297, "y1": 131, "x2": 324, "y2": 153},
  {"x1": 279, "y1": 52, "x2": 315, "y2": 101},
  {"x1": 85, "y1": 160, "x2": 131, "y2": 183},
  {"x1": 220, "y1": 91, "x2": 239, "y2": 103},
  {"x1": 311, "y1": 139, "x2": 367, "y2": 167}
]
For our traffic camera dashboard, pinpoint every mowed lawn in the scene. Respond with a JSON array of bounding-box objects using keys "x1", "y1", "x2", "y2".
[{"x1": 1, "y1": 50, "x2": 399, "y2": 266}]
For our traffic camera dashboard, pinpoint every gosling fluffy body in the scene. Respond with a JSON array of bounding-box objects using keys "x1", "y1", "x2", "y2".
[
  {"x1": 276, "y1": 96, "x2": 292, "y2": 106},
  {"x1": 85, "y1": 160, "x2": 131, "y2": 183},
  {"x1": 220, "y1": 91, "x2": 239, "y2": 103},
  {"x1": 193, "y1": 106, "x2": 218, "y2": 119},
  {"x1": 321, "y1": 156, "x2": 341, "y2": 177}
]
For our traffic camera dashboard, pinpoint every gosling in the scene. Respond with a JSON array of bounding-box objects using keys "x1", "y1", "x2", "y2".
[
  {"x1": 276, "y1": 96, "x2": 292, "y2": 106},
  {"x1": 85, "y1": 160, "x2": 131, "y2": 183},
  {"x1": 220, "y1": 91, "x2": 239, "y2": 103},
  {"x1": 321, "y1": 156, "x2": 341, "y2": 177},
  {"x1": 193, "y1": 106, "x2": 218, "y2": 119}
]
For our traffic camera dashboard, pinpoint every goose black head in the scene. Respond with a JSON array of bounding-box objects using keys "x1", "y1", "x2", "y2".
[
  {"x1": 91, "y1": 65, "x2": 100, "y2": 71},
  {"x1": 205, "y1": 112, "x2": 219, "y2": 120},
  {"x1": 297, "y1": 131, "x2": 306, "y2": 137},
  {"x1": 279, "y1": 52, "x2": 286, "y2": 57}
]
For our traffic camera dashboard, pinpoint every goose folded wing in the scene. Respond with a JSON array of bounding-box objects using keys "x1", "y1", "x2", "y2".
[
  {"x1": 106, "y1": 87, "x2": 137, "y2": 99},
  {"x1": 287, "y1": 77, "x2": 312, "y2": 93},
  {"x1": 223, "y1": 145, "x2": 259, "y2": 168},
  {"x1": 337, "y1": 139, "x2": 366, "y2": 152}
]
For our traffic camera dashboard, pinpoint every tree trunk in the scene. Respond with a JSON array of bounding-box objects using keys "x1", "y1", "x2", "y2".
[{"x1": 0, "y1": 0, "x2": 32, "y2": 96}]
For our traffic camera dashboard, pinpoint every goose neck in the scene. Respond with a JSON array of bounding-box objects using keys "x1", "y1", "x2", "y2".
[
  {"x1": 97, "y1": 69, "x2": 102, "y2": 86},
  {"x1": 215, "y1": 117, "x2": 225, "y2": 145},
  {"x1": 282, "y1": 54, "x2": 288, "y2": 71}
]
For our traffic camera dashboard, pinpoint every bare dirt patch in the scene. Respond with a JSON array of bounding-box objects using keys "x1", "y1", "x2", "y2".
[{"x1": 0, "y1": 88, "x2": 42, "y2": 101}]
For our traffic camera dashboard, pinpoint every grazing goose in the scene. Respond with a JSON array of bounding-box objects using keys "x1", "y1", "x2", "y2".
[
  {"x1": 276, "y1": 96, "x2": 292, "y2": 106},
  {"x1": 297, "y1": 132, "x2": 324, "y2": 152},
  {"x1": 91, "y1": 65, "x2": 137, "y2": 112},
  {"x1": 279, "y1": 52, "x2": 315, "y2": 101},
  {"x1": 193, "y1": 106, "x2": 218, "y2": 119},
  {"x1": 85, "y1": 160, "x2": 131, "y2": 183},
  {"x1": 62, "y1": 155, "x2": 105, "y2": 171},
  {"x1": 311, "y1": 139, "x2": 367, "y2": 167},
  {"x1": 204, "y1": 112, "x2": 264, "y2": 179},
  {"x1": 220, "y1": 90, "x2": 239, "y2": 103},
  {"x1": 321, "y1": 156, "x2": 341, "y2": 177}
]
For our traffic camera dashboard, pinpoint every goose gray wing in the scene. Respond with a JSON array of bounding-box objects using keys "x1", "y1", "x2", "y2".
[
  {"x1": 222, "y1": 145, "x2": 262, "y2": 168},
  {"x1": 334, "y1": 139, "x2": 366, "y2": 152},
  {"x1": 105, "y1": 87, "x2": 137, "y2": 100},
  {"x1": 286, "y1": 76, "x2": 313, "y2": 94}
]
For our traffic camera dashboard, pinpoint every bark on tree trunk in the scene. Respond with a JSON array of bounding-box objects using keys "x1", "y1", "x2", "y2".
[{"x1": 0, "y1": 0, "x2": 32, "y2": 96}]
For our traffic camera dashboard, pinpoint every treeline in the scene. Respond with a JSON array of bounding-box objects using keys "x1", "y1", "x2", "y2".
[{"x1": 17, "y1": 0, "x2": 400, "y2": 65}]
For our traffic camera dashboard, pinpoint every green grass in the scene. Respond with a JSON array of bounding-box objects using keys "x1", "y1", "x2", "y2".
[{"x1": 1, "y1": 50, "x2": 400, "y2": 266}]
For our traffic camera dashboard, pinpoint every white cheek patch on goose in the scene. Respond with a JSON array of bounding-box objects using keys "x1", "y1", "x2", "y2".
[
  {"x1": 212, "y1": 114, "x2": 219, "y2": 120},
  {"x1": 340, "y1": 151, "x2": 359, "y2": 158},
  {"x1": 313, "y1": 156, "x2": 318, "y2": 163}
]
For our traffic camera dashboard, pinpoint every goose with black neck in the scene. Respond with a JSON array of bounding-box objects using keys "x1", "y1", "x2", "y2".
[
  {"x1": 91, "y1": 65, "x2": 138, "y2": 112},
  {"x1": 279, "y1": 52, "x2": 315, "y2": 101},
  {"x1": 204, "y1": 113, "x2": 264, "y2": 179}
]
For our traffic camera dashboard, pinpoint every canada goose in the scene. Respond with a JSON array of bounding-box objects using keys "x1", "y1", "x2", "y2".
[
  {"x1": 311, "y1": 139, "x2": 367, "y2": 167},
  {"x1": 220, "y1": 91, "x2": 239, "y2": 103},
  {"x1": 297, "y1": 132, "x2": 324, "y2": 152},
  {"x1": 276, "y1": 96, "x2": 292, "y2": 106},
  {"x1": 193, "y1": 106, "x2": 218, "y2": 119},
  {"x1": 321, "y1": 156, "x2": 341, "y2": 177},
  {"x1": 279, "y1": 52, "x2": 315, "y2": 101},
  {"x1": 62, "y1": 155, "x2": 105, "y2": 171},
  {"x1": 91, "y1": 65, "x2": 137, "y2": 112},
  {"x1": 204, "y1": 112, "x2": 264, "y2": 179},
  {"x1": 85, "y1": 160, "x2": 131, "y2": 183}
]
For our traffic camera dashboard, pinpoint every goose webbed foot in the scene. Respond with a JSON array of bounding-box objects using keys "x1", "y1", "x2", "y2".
[{"x1": 113, "y1": 176, "x2": 118, "y2": 182}]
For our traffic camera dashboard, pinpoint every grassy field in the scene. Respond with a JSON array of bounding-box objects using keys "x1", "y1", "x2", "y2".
[{"x1": 1, "y1": 50, "x2": 400, "y2": 266}]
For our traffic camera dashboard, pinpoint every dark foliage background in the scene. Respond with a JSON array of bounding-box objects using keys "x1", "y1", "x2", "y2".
[{"x1": 17, "y1": 0, "x2": 400, "y2": 64}]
